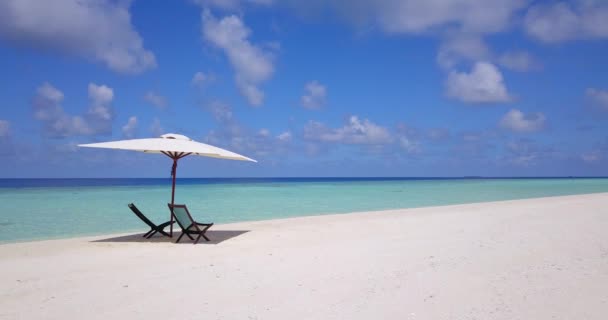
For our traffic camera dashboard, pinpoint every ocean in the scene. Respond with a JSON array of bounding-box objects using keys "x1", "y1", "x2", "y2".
[{"x1": 1, "y1": 177, "x2": 607, "y2": 243}]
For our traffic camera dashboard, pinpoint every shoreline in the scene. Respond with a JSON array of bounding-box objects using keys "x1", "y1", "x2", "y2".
[{"x1": 3, "y1": 191, "x2": 608, "y2": 245}]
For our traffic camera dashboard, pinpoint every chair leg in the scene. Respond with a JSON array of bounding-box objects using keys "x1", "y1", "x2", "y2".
[
  {"x1": 143, "y1": 229, "x2": 153, "y2": 238},
  {"x1": 176, "y1": 232, "x2": 185, "y2": 243},
  {"x1": 157, "y1": 221, "x2": 174, "y2": 238},
  {"x1": 201, "y1": 225, "x2": 212, "y2": 241},
  {"x1": 146, "y1": 230, "x2": 158, "y2": 239},
  {"x1": 185, "y1": 233, "x2": 194, "y2": 240},
  {"x1": 194, "y1": 234, "x2": 202, "y2": 244}
]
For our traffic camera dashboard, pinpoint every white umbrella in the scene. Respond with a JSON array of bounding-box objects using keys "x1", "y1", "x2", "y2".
[{"x1": 78, "y1": 133, "x2": 256, "y2": 236}]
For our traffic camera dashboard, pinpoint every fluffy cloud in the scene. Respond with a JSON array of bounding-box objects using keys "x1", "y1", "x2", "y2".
[
  {"x1": 300, "y1": 80, "x2": 327, "y2": 109},
  {"x1": 437, "y1": 35, "x2": 538, "y2": 73},
  {"x1": 0, "y1": 0, "x2": 156, "y2": 74},
  {"x1": 499, "y1": 109, "x2": 546, "y2": 133},
  {"x1": 398, "y1": 136, "x2": 420, "y2": 153},
  {"x1": 437, "y1": 35, "x2": 490, "y2": 69},
  {"x1": 33, "y1": 83, "x2": 64, "y2": 121},
  {"x1": 32, "y1": 82, "x2": 115, "y2": 138},
  {"x1": 143, "y1": 91, "x2": 168, "y2": 109},
  {"x1": 196, "y1": 1, "x2": 531, "y2": 105},
  {"x1": 197, "y1": 0, "x2": 525, "y2": 35},
  {"x1": 322, "y1": 0, "x2": 527, "y2": 35},
  {"x1": 276, "y1": 131, "x2": 292, "y2": 142},
  {"x1": 446, "y1": 62, "x2": 511, "y2": 103},
  {"x1": 201, "y1": 10, "x2": 275, "y2": 106},
  {"x1": 205, "y1": 100, "x2": 234, "y2": 122},
  {"x1": 149, "y1": 118, "x2": 164, "y2": 137},
  {"x1": 426, "y1": 128, "x2": 451, "y2": 141},
  {"x1": 193, "y1": 0, "x2": 272, "y2": 10},
  {"x1": 394, "y1": 124, "x2": 421, "y2": 154},
  {"x1": 192, "y1": 71, "x2": 215, "y2": 89},
  {"x1": 586, "y1": 88, "x2": 608, "y2": 110},
  {"x1": 498, "y1": 51, "x2": 538, "y2": 72},
  {"x1": 88, "y1": 83, "x2": 114, "y2": 123},
  {"x1": 122, "y1": 116, "x2": 138, "y2": 139},
  {"x1": 303, "y1": 116, "x2": 392, "y2": 145},
  {"x1": 524, "y1": 1, "x2": 608, "y2": 43},
  {"x1": 581, "y1": 150, "x2": 601, "y2": 163},
  {"x1": 0, "y1": 120, "x2": 10, "y2": 137},
  {"x1": 202, "y1": 101, "x2": 291, "y2": 157},
  {"x1": 502, "y1": 139, "x2": 558, "y2": 167}
]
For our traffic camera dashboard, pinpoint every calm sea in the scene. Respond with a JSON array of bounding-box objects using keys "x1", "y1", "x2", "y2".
[{"x1": 1, "y1": 177, "x2": 607, "y2": 243}]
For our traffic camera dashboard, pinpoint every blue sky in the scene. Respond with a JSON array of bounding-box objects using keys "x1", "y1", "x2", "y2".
[{"x1": 0, "y1": 0, "x2": 607, "y2": 178}]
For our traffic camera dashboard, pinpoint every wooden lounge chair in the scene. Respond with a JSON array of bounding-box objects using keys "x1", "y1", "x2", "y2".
[
  {"x1": 128, "y1": 203, "x2": 174, "y2": 239},
  {"x1": 168, "y1": 204, "x2": 214, "y2": 244}
]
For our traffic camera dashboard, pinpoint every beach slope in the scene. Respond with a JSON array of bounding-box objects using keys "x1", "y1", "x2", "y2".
[{"x1": 1, "y1": 193, "x2": 607, "y2": 319}]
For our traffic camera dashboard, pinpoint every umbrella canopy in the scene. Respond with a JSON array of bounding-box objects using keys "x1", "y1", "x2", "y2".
[
  {"x1": 79, "y1": 133, "x2": 256, "y2": 161},
  {"x1": 78, "y1": 133, "x2": 256, "y2": 236}
]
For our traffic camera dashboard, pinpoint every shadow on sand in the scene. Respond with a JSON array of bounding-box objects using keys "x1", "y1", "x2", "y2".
[{"x1": 91, "y1": 230, "x2": 250, "y2": 245}]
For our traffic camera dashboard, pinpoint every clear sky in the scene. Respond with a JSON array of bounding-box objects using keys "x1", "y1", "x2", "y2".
[{"x1": 0, "y1": 0, "x2": 607, "y2": 178}]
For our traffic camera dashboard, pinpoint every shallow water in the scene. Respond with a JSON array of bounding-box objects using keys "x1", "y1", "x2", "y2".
[{"x1": 1, "y1": 178, "x2": 607, "y2": 243}]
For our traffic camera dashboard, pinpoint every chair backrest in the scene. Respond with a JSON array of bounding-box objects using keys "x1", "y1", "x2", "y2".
[
  {"x1": 128, "y1": 203, "x2": 156, "y2": 228},
  {"x1": 168, "y1": 204, "x2": 195, "y2": 230}
]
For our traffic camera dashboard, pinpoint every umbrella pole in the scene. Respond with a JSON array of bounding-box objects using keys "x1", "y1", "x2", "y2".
[
  {"x1": 170, "y1": 157, "x2": 178, "y2": 237},
  {"x1": 162, "y1": 151, "x2": 191, "y2": 238}
]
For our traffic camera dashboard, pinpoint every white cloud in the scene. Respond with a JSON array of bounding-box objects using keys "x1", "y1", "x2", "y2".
[
  {"x1": 192, "y1": 71, "x2": 215, "y2": 88},
  {"x1": 304, "y1": 116, "x2": 392, "y2": 145},
  {"x1": 205, "y1": 100, "x2": 234, "y2": 122},
  {"x1": 301, "y1": 80, "x2": 327, "y2": 109},
  {"x1": 143, "y1": 91, "x2": 168, "y2": 109},
  {"x1": 197, "y1": 0, "x2": 525, "y2": 36},
  {"x1": 258, "y1": 128, "x2": 270, "y2": 137},
  {"x1": 505, "y1": 141, "x2": 536, "y2": 166},
  {"x1": 446, "y1": 62, "x2": 511, "y2": 103},
  {"x1": 89, "y1": 83, "x2": 114, "y2": 105},
  {"x1": 276, "y1": 131, "x2": 292, "y2": 142},
  {"x1": 201, "y1": 10, "x2": 275, "y2": 106},
  {"x1": 398, "y1": 136, "x2": 420, "y2": 154},
  {"x1": 33, "y1": 82, "x2": 65, "y2": 121},
  {"x1": 502, "y1": 139, "x2": 558, "y2": 167},
  {"x1": 193, "y1": 0, "x2": 272, "y2": 10},
  {"x1": 149, "y1": 118, "x2": 164, "y2": 137},
  {"x1": 581, "y1": 150, "x2": 601, "y2": 163},
  {"x1": 338, "y1": 0, "x2": 526, "y2": 35},
  {"x1": 32, "y1": 82, "x2": 115, "y2": 138},
  {"x1": 499, "y1": 109, "x2": 546, "y2": 133},
  {"x1": 586, "y1": 88, "x2": 608, "y2": 110},
  {"x1": 437, "y1": 35, "x2": 538, "y2": 73},
  {"x1": 87, "y1": 83, "x2": 114, "y2": 123},
  {"x1": 0, "y1": 120, "x2": 10, "y2": 137},
  {"x1": 427, "y1": 128, "x2": 450, "y2": 141},
  {"x1": 0, "y1": 0, "x2": 156, "y2": 74},
  {"x1": 202, "y1": 101, "x2": 291, "y2": 157},
  {"x1": 524, "y1": 1, "x2": 608, "y2": 43},
  {"x1": 498, "y1": 51, "x2": 538, "y2": 72},
  {"x1": 122, "y1": 116, "x2": 138, "y2": 139},
  {"x1": 395, "y1": 124, "x2": 421, "y2": 154},
  {"x1": 437, "y1": 34, "x2": 490, "y2": 69}
]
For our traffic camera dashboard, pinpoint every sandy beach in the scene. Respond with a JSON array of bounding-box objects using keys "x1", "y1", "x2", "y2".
[{"x1": 1, "y1": 193, "x2": 607, "y2": 319}]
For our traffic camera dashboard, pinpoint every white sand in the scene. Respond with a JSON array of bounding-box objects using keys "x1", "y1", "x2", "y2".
[{"x1": 1, "y1": 193, "x2": 608, "y2": 320}]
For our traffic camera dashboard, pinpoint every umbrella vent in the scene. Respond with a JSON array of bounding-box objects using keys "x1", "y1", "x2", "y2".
[{"x1": 160, "y1": 133, "x2": 192, "y2": 141}]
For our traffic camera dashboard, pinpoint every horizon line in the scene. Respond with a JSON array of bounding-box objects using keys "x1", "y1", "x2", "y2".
[{"x1": 1, "y1": 176, "x2": 608, "y2": 179}]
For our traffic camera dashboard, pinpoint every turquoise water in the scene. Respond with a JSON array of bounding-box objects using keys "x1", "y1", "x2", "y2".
[{"x1": 1, "y1": 178, "x2": 608, "y2": 243}]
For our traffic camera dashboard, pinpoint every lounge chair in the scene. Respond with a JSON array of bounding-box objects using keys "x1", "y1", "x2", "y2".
[
  {"x1": 168, "y1": 204, "x2": 214, "y2": 244},
  {"x1": 128, "y1": 203, "x2": 174, "y2": 239}
]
